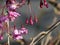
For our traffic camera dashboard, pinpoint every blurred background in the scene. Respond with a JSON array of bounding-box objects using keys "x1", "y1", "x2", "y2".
[{"x1": 0, "y1": 0, "x2": 60, "y2": 45}]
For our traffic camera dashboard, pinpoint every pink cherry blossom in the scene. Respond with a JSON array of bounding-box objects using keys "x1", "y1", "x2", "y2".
[
  {"x1": 15, "y1": 36, "x2": 23, "y2": 40},
  {"x1": 8, "y1": 11, "x2": 20, "y2": 22},
  {"x1": 13, "y1": 26, "x2": 28, "y2": 40},
  {"x1": 6, "y1": 0, "x2": 26, "y2": 11},
  {"x1": 19, "y1": 27, "x2": 28, "y2": 34},
  {"x1": 13, "y1": 29, "x2": 23, "y2": 40},
  {"x1": 6, "y1": 0, "x2": 19, "y2": 10},
  {"x1": 19, "y1": 25, "x2": 28, "y2": 34},
  {"x1": 13, "y1": 29, "x2": 19, "y2": 35},
  {"x1": 7, "y1": 3, "x2": 19, "y2": 10}
]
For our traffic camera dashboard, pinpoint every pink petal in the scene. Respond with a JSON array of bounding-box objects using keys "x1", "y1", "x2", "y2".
[
  {"x1": 9, "y1": 4, "x2": 17, "y2": 10},
  {"x1": 6, "y1": 0, "x2": 19, "y2": 10},
  {"x1": 15, "y1": 36, "x2": 23, "y2": 40},
  {"x1": 9, "y1": 15, "x2": 15, "y2": 22},
  {"x1": 20, "y1": 27, "x2": 28, "y2": 34},
  {"x1": 8, "y1": 11, "x2": 20, "y2": 21},
  {"x1": 13, "y1": 29, "x2": 19, "y2": 35},
  {"x1": 9, "y1": 11, "x2": 20, "y2": 16}
]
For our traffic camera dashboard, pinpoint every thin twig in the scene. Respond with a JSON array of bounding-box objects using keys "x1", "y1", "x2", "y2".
[
  {"x1": 30, "y1": 20, "x2": 60, "y2": 45},
  {"x1": 33, "y1": 20, "x2": 60, "y2": 45}
]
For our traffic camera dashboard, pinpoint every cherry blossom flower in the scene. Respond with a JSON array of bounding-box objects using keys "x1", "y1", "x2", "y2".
[
  {"x1": 13, "y1": 25, "x2": 28, "y2": 40},
  {"x1": 19, "y1": 26, "x2": 28, "y2": 34},
  {"x1": 6, "y1": 0, "x2": 20, "y2": 10},
  {"x1": 6, "y1": 0, "x2": 26, "y2": 11},
  {"x1": 8, "y1": 11, "x2": 20, "y2": 22},
  {"x1": 7, "y1": 3, "x2": 19, "y2": 11},
  {"x1": 13, "y1": 29, "x2": 23, "y2": 40}
]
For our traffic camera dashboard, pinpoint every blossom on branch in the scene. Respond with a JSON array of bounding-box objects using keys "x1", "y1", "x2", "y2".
[
  {"x1": 6, "y1": 0, "x2": 26, "y2": 11},
  {"x1": 12, "y1": 26, "x2": 28, "y2": 40},
  {"x1": 13, "y1": 29, "x2": 23, "y2": 40},
  {"x1": 6, "y1": 0, "x2": 20, "y2": 11},
  {"x1": 19, "y1": 26, "x2": 28, "y2": 34},
  {"x1": 8, "y1": 11, "x2": 20, "y2": 22}
]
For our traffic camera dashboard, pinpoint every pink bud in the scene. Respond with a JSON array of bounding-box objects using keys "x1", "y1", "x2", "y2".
[
  {"x1": 13, "y1": 26, "x2": 28, "y2": 40},
  {"x1": 15, "y1": 36, "x2": 23, "y2": 40},
  {"x1": 20, "y1": 25, "x2": 28, "y2": 34},
  {"x1": 25, "y1": 18, "x2": 29, "y2": 24},
  {"x1": 34, "y1": 15, "x2": 38, "y2": 23},
  {"x1": 13, "y1": 29, "x2": 19, "y2": 35},
  {"x1": 9, "y1": 4, "x2": 17, "y2": 10},
  {"x1": 6, "y1": 0, "x2": 19, "y2": 10},
  {"x1": 40, "y1": 0, "x2": 43, "y2": 8},
  {"x1": 44, "y1": 0, "x2": 48, "y2": 8},
  {"x1": 29, "y1": 16, "x2": 33, "y2": 25}
]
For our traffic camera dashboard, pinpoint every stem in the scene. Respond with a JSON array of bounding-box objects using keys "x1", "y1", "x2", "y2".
[
  {"x1": 55, "y1": 40, "x2": 60, "y2": 45},
  {"x1": 30, "y1": 20, "x2": 60, "y2": 45},
  {"x1": 34, "y1": 21, "x2": 60, "y2": 45},
  {"x1": 44, "y1": 32, "x2": 52, "y2": 45},
  {"x1": 1, "y1": 5, "x2": 6, "y2": 15},
  {"x1": 6, "y1": 19, "x2": 10, "y2": 45}
]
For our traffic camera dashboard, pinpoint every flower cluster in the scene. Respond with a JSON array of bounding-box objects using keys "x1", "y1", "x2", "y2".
[
  {"x1": 0, "y1": 0, "x2": 26, "y2": 28},
  {"x1": 6, "y1": 0, "x2": 21, "y2": 22},
  {"x1": 13, "y1": 26, "x2": 28, "y2": 40},
  {"x1": 8, "y1": 11, "x2": 20, "y2": 22},
  {"x1": 0, "y1": 0, "x2": 26, "y2": 40}
]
